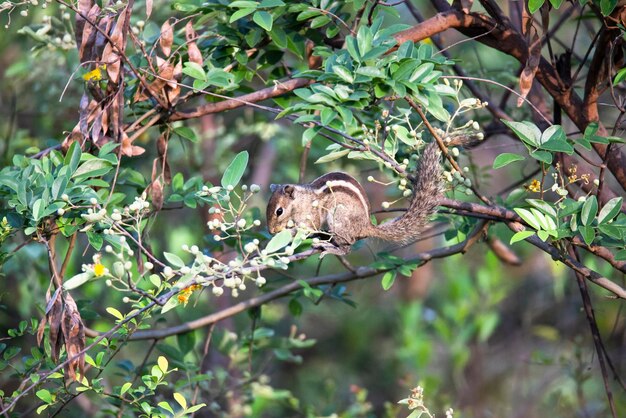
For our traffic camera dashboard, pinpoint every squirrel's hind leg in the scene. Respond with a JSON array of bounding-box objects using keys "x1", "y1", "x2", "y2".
[{"x1": 314, "y1": 242, "x2": 352, "y2": 258}]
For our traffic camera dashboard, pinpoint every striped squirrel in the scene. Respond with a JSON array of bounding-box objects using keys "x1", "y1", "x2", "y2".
[{"x1": 266, "y1": 143, "x2": 443, "y2": 256}]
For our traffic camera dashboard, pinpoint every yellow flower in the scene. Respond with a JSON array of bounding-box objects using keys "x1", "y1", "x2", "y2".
[
  {"x1": 422, "y1": 37, "x2": 433, "y2": 45},
  {"x1": 177, "y1": 285, "x2": 201, "y2": 305},
  {"x1": 526, "y1": 179, "x2": 541, "y2": 193},
  {"x1": 93, "y1": 263, "x2": 105, "y2": 277},
  {"x1": 82, "y1": 65, "x2": 106, "y2": 82}
]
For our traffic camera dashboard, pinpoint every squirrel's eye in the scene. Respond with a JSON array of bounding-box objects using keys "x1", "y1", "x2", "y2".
[{"x1": 275, "y1": 207, "x2": 284, "y2": 217}]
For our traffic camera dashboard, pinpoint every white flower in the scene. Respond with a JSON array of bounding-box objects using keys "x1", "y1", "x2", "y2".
[
  {"x1": 191, "y1": 245, "x2": 199, "y2": 254},
  {"x1": 212, "y1": 286, "x2": 224, "y2": 296},
  {"x1": 57, "y1": 208, "x2": 65, "y2": 216},
  {"x1": 253, "y1": 220, "x2": 261, "y2": 226},
  {"x1": 382, "y1": 201, "x2": 390, "y2": 209},
  {"x1": 145, "y1": 262, "x2": 154, "y2": 270},
  {"x1": 163, "y1": 266, "x2": 173, "y2": 277},
  {"x1": 237, "y1": 219, "x2": 247, "y2": 228},
  {"x1": 61, "y1": 194, "x2": 69, "y2": 201},
  {"x1": 250, "y1": 184, "x2": 261, "y2": 193},
  {"x1": 244, "y1": 242, "x2": 257, "y2": 253},
  {"x1": 111, "y1": 212, "x2": 122, "y2": 221},
  {"x1": 180, "y1": 266, "x2": 191, "y2": 275},
  {"x1": 90, "y1": 198, "x2": 98, "y2": 205},
  {"x1": 256, "y1": 276, "x2": 266, "y2": 286}
]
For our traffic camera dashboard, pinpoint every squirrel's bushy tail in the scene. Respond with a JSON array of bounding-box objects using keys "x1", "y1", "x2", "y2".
[{"x1": 370, "y1": 143, "x2": 443, "y2": 244}]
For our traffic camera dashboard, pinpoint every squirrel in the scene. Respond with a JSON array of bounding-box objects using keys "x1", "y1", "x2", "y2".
[{"x1": 266, "y1": 142, "x2": 443, "y2": 256}]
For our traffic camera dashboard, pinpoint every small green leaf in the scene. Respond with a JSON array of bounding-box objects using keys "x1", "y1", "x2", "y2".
[
  {"x1": 315, "y1": 149, "x2": 350, "y2": 164},
  {"x1": 265, "y1": 229, "x2": 292, "y2": 253},
  {"x1": 106, "y1": 307, "x2": 124, "y2": 320},
  {"x1": 65, "y1": 141, "x2": 82, "y2": 173},
  {"x1": 63, "y1": 272, "x2": 94, "y2": 290},
  {"x1": 120, "y1": 382, "x2": 132, "y2": 396},
  {"x1": 493, "y1": 153, "x2": 525, "y2": 169},
  {"x1": 579, "y1": 225, "x2": 595, "y2": 245},
  {"x1": 32, "y1": 198, "x2": 45, "y2": 222},
  {"x1": 173, "y1": 126, "x2": 198, "y2": 143},
  {"x1": 600, "y1": 0, "x2": 618, "y2": 15},
  {"x1": 613, "y1": 67, "x2": 626, "y2": 86},
  {"x1": 221, "y1": 151, "x2": 249, "y2": 188},
  {"x1": 510, "y1": 230, "x2": 534, "y2": 244},
  {"x1": 528, "y1": 0, "x2": 546, "y2": 13},
  {"x1": 253, "y1": 10, "x2": 273, "y2": 31},
  {"x1": 332, "y1": 65, "x2": 354, "y2": 83},
  {"x1": 157, "y1": 356, "x2": 169, "y2": 373},
  {"x1": 163, "y1": 252, "x2": 185, "y2": 269},
  {"x1": 501, "y1": 120, "x2": 541, "y2": 146},
  {"x1": 381, "y1": 270, "x2": 396, "y2": 290},
  {"x1": 36, "y1": 389, "x2": 52, "y2": 404},
  {"x1": 182, "y1": 62, "x2": 206, "y2": 80},
  {"x1": 72, "y1": 158, "x2": 112, "y2": 179},
  {"x1": 514, "y1": 208, "x2": 541, "y2": 230},
  {"x1": 173, "y1": 392, "x2": 187, "y2": 409},
  {"x1": 597, "y1": 197, "x2": 622, "y2": 224},
  {"x1": 158, "y1": 402, "x2": 174, "y2": 414},
  {"x1": 581, "y1": 196, "x2": 598, "y2": 226},
  {"x1": 229, "y1": 1, "x2": 258, "y2": 8}
]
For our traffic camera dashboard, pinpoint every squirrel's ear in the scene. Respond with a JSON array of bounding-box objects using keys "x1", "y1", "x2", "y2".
[
  {"x1": 283, "y1": 185, "x2": 295, "y2": 198},
  {"x1": 270, "y1": 184, "x2": 279, "y2": 193}
]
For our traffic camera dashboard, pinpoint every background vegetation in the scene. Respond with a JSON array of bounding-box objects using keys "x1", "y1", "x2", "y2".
[{"x1": 0, "y1": 0, "x2": 625, "y2": 417}]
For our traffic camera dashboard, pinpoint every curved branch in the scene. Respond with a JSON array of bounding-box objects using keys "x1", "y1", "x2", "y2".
[
  {"x1": 95, "y1": 221, "x2": 488, "y2": 341},
  {"x1": 169, "y1": 78, "x2": 313, "y2": 121}
]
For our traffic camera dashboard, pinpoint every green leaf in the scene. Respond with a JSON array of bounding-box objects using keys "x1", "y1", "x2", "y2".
[
  {"x1": 32, "y1": 198, "x2": 45, "y2": 222},
  {"x1": 501, "y1": 120, "x2": 541, "y2": 146},
  {"x1": 581, "y1": 196, "x2": 598, "y2": 226},
  {"x1": 36, "y1": 389, "x2": 53, "y2": 404},
  {"x1": 253, "y1": 10, "x2": 273, "y2": 31},
  {"x1": 182, "y1": 62, "x2": 206, "y2": 80},
  {"x1": 356, "y1": 66, "x2": 384, "y2": 78},
  {"x1": 174, "y1": 126, "x2": 198, "y2": 143},
  {"x1": 63, "y1": 272, "x2": 93, "y2": 290},
  {"x1": 315, "y1": 149, "x2": 350, "y2": 164},
  {"x1": 332, "y1": 65, "x2": 354, "y2": 83},
  {"x1": 265, "y1": 229, "x2": 292, "y2": 253},
  {"x1": 579, "y1": 225, "x2": 595, "y2": 245},
  {"x1": 288, "y1": 298, "x2": 303, "y2": 316},
  {"x1": 514, "y1": 208, "x2": 541, "y2": 230},
  {"x1": 163, "y1": 251, "x2": 185, "y2": 268},
  {"x1": 158, "y1": 401, "x2": 174, "y2": 414},
  {"x1": 600, "y1": 0, "x2": 618, "y2": 15},
  {"x1": 228, "y1": 0, "x2": 258, "y2": 7},
  {"x1": 529, "y1": 149, "x2": 553, "y2": 164},
  {"x1": 120, "y1": 382, "x2": 132, "y2": 396},
  {"x1": 228, "y1": 8, "x2": 256, "y2": 23},
  {"x1": 221, "y1": 151, "x2": 249, "y2": 188},
  {"x1": 549, "y1": 0, "x2": 564, "y2": 8},
  {"x1": 526, "y1": 199, "x2": 557, "y2": 218},
  {"x1": 477, "y1": 312, "x2": 499, "y2": 342},
  {"x1": 598, "y1": 224, "x2": 622, "y2": 240},
  {"x1": 597, "y1": 197, "x2": 622, "y2": 224},
  {"x1": 614, "y1": 67, "x2": 626, "y2": 86},
  {"x1": 157, "y1": 356, "x2": 169, "y2": 373},
  {"x1": 510, "y1": 230, "x2": 534, "y2": 244},
  {"x1": 173, "y1": 393, "x2": 187, "y2": 410},
  {"x1": 381, "y1": 270, "x2": 396, "y2": 290},
  {"x1": 72, "y1": 158, "x2": 112, "y2": 180},
  {"x1": 493, "y1": 153, "x2": 525, "y2": 169},
  {"x1": 65, "y1": 141, "x2": 82, "y2": 174},
  {"x1": 409, "y1": 62, "x2": 434, "y2": 83},
  {"x1": 528, "y1": 0, "x2": 546, "y2": 13},
  {"x1": 106, "y1": 307, "x2": 124, "y2": 320},
  {"x1": 537, "y1": 230, "x2": 550, "y2": 241}
]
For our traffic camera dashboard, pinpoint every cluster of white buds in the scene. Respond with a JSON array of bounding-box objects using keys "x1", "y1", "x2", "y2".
[{"x1": 128, "y1": 194, "x2": 150, "y2": 212}]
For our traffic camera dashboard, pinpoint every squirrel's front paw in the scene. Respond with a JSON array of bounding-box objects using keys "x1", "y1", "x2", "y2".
[{"x1": 313, "y1": 243, "x2": 351, "y2": 258}]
